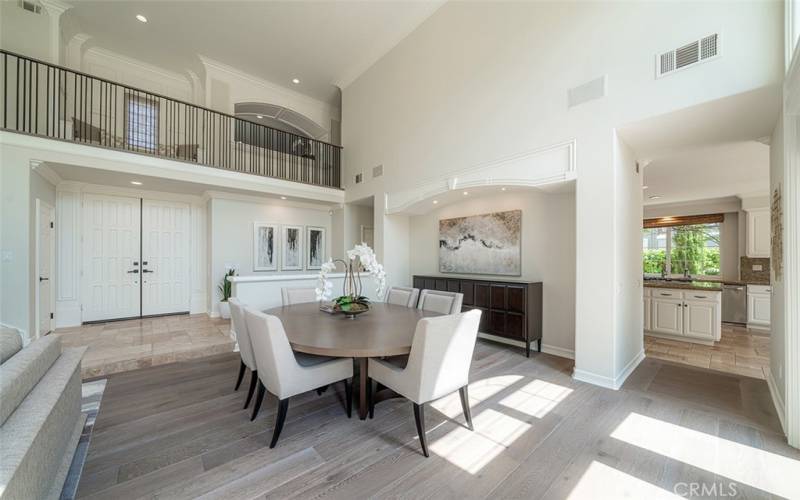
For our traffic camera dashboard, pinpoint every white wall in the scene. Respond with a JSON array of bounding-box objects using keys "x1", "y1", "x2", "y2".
[
  {"x1": 770, "y1": 109, "x2": 786, "y2": 409},
  {"x1": 0, "y1": 149, "x2": 33, "y2": 337},
  {"x1": 408, "y1": 190, "x2": 576, "y2": 356},
  {"x1": 612, "y1": 133, "x2": 644, "y2": 383},
  {"x1": 0, "y1": 2, "x2": 52, "y2": 62},
  {"x1": 208, "y1": 196, "x2": 333, "y2": 315},
  {"x1": 345, "y1": 203, "x2": 374, "y2": 250},
  {"x1": 342, "y1": 0, "x2": 782, "y2": 388}
]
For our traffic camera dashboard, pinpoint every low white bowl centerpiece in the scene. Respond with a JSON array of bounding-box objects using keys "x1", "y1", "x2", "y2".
[{"x1": 315, "y1": 243, "x2": 386, "y2": 318}]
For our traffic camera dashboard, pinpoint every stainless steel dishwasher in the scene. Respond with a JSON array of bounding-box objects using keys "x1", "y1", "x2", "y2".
[{"x1": 722, "y1": 284, "x2": 747, "y2": 324}]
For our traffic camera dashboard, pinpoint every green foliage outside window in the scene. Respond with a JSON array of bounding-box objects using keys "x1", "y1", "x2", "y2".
[{"x1": 642, "y1": 224, "x2": 720, "y2": 276}]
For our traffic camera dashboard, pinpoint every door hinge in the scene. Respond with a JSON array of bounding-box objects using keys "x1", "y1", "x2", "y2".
[
  {"x1": 50, "y1": 221, "x2": 54, "y2": 229},
  {"x1": 50, "y1": 312, "x2": 54, "y2": 319}
]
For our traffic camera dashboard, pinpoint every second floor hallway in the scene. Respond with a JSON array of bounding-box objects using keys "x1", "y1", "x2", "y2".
[{"x1": 0, "y1": 50, "x2": 343, "y2": 189}]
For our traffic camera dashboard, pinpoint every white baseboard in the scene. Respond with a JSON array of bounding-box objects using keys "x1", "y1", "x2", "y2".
[
  {"x1": 477, "y1": 332, "x2": 575, "y2": 360},
  {"x1": 573, "y1": 350, "x2": 645, "y2": 390},
  {"x1": 766, "y1": 367, "x2": 786, "y2": 435}
]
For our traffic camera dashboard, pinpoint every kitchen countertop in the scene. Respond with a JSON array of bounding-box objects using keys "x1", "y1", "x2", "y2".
[{"x1": 644, "y1": 280, "x2": 723, "y2": 291}]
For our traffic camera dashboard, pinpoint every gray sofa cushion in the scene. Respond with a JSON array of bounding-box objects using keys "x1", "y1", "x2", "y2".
[
  {"x1": 0, "y1": 328, "x2": 23, "y2": 364},
  {"x1": 0, "y1": 336, "x2": 62, "y2": 425}
]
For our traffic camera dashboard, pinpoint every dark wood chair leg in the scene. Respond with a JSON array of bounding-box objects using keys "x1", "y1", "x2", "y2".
[
  {"x1": 344, "y1": 379, "x2": 353, "y2": 418},
  {"x1": 250, "y1": 381, "x2": 265, "y2": 421},
  {"x1": 459, "y1": 385, "x2": 473, "y2": 431},
  {"x1": 316, "y1": 384, "x2": 329, "y2": 396},
  {"x1": 413, "y1": 403, "x2": 429, "y2": 457},
  {"x1": 269, "y1": 398, "x2": 290, "y2": 448},
  {"x1": 243, "y1": 370, "x2": 258, "y2": 409},
  {"x1": 234, "y1": 360, "x2": 246, "y2": 390}
]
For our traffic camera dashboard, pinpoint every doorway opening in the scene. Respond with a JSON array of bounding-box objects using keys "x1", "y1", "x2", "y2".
[{"x1": 35, "y1": 199, "x2": 55, "y2": 338}]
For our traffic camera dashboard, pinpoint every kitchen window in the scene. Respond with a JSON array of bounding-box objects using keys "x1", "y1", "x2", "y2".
[{"x1": 643, "y1": 217, "x2": 722, "y2": 278}]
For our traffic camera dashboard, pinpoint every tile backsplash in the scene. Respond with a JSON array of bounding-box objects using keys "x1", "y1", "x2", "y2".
[{"x1": 740, "y1": 257, "x2": 770, "y2": 284}]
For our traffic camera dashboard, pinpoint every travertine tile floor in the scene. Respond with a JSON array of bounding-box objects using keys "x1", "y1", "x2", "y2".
[
  {"x1": 645, "y1": 323, "x2": 770, "y2": 379},
  {"x1": 54, "y1": 314, "x2": 234, "y2": 379}
]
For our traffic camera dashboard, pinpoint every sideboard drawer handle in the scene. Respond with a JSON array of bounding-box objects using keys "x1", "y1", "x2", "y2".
[
  {"x1": 660, "y1": 292, "x2": 672, "y2": 296},
  {"x1": 694, "y1": 295, "x2": 707, "y2": 299}
]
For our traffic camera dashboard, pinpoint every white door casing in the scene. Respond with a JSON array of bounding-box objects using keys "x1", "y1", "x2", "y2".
[
  {"x1": 82, "y1": 194, "x2": 141, "y2": 322},
  {"x1": 35, "y1": 199, "x2": 55, "y2": 338},
  {"x1": 141, "y1": 199, "x2": 191, "y2": 316}
]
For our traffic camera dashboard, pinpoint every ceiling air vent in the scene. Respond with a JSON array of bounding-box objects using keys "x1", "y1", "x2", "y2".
[
  {"x1": 18, "y1": 0, "x2": 42, "y2": 13},
  {"x1": 656, "y1": 33, "x2": 720, "y2": 78}
]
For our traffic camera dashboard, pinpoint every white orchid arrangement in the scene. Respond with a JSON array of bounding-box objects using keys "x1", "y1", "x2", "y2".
[{"x1": 315, "y1": 243, "x2": 386, "y2": 303}]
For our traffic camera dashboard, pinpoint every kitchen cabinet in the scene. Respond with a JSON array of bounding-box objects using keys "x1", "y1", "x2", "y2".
[
  {"x1": 746, "y1": 208, "x2": 770, "y2": 258},
  {"x1": 644, "y1": 287, "x2": 721, "y2": 343},
  {"x1": 746, "y1": 285, "x2": 771, "y2": 329}
]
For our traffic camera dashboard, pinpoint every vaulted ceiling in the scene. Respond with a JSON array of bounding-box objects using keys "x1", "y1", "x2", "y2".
[{"x1": 61, "y1": 1, "x2": 444, "y2": 105}]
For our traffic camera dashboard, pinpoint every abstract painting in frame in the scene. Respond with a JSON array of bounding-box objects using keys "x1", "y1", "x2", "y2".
[
  {"x1": 253, "y1": 222, "x2": 278, "y2": 271},
  {"x1": 439, "y1": 209, "x2": 521, "y2": 276},
  {"x1": 281, "y1": 225, "x2": 303, "y2": 271},
  {"x1": 306, "y1": 226, "x2": 326, "y2": 270}
]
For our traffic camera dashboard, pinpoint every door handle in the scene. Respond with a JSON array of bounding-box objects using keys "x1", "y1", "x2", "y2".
[
  {"x1": 127, "y1": 269, "x2": 139, "y2": 274},
  {"x1": 142, "y1": 269, "x2": 154, "y2": 273},
  {"x1": 39, "y1": 276, "x2": 49, "y2": 282}
]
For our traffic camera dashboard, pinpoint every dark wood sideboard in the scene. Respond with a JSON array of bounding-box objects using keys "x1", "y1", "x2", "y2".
[{"x1": 412, "y1": 275, "x2": 543, "y2": 357}]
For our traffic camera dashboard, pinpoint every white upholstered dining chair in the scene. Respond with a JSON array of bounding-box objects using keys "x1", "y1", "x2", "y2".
[
  {"x1": 243, "y1": 307, "x2": 354, "y2": 448},
  {"x1": 368, "y1": 309, "x2": 481, "y2": 457},
  {"x1": 417, "y1": 289, "x2": 463, "y2": 315},
  {"x1": 385, "y1": 286, "x2": 420, "y2": 308},
  {"x1": 281, "y1": 287, "x2": 319, "y2": 306},
  {"x1": 228, "y1": 298, "x2": 259, "y2": 410}
]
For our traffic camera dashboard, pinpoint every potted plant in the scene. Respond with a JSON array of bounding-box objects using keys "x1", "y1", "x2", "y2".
[
  {"x1": 218, "y1": 268, "x2": 236, "y2": 319},
  {"x1": 316, "y1": 243, "x2": 386, "y2": 319}
]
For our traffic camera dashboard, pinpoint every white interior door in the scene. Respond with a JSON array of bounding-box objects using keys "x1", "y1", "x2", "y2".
[
  {"x1": 82, "y1": 194, "x2": 141, "y2": 322},
  {"x1": 36, "y1": 200, "x2": 55, "y2": 337},
  {"x1": 141, "y1": 199, "x2": 190, "y2": 316}
]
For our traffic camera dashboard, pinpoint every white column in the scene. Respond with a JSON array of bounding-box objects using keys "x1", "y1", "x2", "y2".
[{"x1": 39, "y1": 0, "x2": 72, "y2": 65}]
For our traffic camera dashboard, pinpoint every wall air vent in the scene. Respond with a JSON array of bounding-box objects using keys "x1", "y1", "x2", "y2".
[
  {"x1": 372, "y1": 165, "x2": 383, "y2": 178},
  {"x1": 656, "y1": 33, "x2": 720, "y2": 78},
  {"x1": 18, "y1": 0, "x2": 42, "y2": 13},
  {"x1": 354, "y1": 172, "x2": 363, "y2": 184}
]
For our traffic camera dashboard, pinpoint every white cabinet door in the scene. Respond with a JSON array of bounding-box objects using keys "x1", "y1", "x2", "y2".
[
  {"x1": 683, "y1": 299, "x2": 718, "y2": 340},
  {"x1": 82, "y1": 194, "x2": 141, "y2": 322},
  {"x1": 747, "y1": 293, "x2": 771, "y2": 326},
  {"x1": 746, "y1": 208, "x2": 770, "y2": 258},
  {"x1": 643, "y1": 297, "x2": 652, "y2": 331},
  {"x1": 652, "y1": 298, "x2": 683, "y2": 336},
  {"x1": 141, "y1": 200, "x2": 191, "y2": 316}
]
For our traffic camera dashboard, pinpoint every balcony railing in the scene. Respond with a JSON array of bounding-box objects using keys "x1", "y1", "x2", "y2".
[{"x1": 0, "y1": 50, "x2": 342, "y2": 189}]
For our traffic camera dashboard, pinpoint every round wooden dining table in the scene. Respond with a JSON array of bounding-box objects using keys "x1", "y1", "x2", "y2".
[{"x1": 263, "y1": 302, "x2": 442, "y2": 419}]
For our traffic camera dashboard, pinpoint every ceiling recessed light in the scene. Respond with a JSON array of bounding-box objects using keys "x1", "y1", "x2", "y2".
[
  {"x1": 648, "y1": 195, "x2": 661, "y2": 200},
  {"x1": 256, "y1": 114, "x2": 263, "y2": 119},
  {"x1": 463, "y1": 191, "x2": 469, "y2": 195},
  {"x1": 130, "y1": 181, "x2": 142, "y2": 185},
  {"x1": 292, "y1": 78, "x2": 300, "y2": 84},
  {"x1": 136, "y1": 14, "x2": 147, "y2": 23},
  {"x1": 432, "y1": 200, "x2": 438, "y2": 204},
  {"x1": 280, "y1": 196, "x2": 287, "y2": 200}
]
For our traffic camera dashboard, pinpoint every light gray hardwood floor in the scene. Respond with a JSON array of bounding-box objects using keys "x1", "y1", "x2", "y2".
[{"x1": 76, "y1": 341, "x2": 800, "y2": 499}]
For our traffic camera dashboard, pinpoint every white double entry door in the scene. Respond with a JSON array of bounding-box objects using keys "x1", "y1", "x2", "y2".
[{"x1": 82, "y1": 194, "x2": 191, "y2": 322}]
